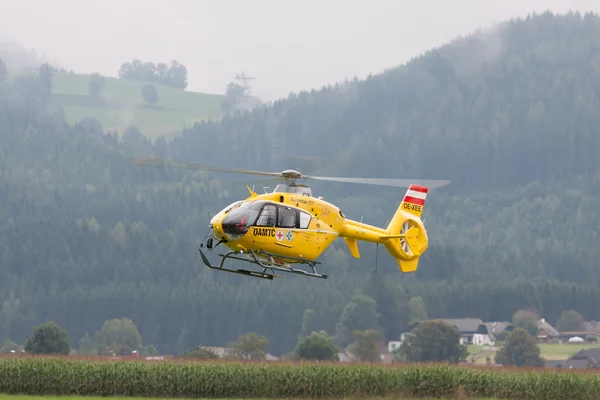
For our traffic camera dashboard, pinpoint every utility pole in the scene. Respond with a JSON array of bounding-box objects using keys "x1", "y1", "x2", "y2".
[{"x1": 234, "y1": 72, "x2": 254, "y2": 97}]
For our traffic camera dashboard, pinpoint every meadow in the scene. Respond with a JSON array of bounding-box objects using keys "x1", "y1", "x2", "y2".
[
  {"x1": 0, "y1": 355, "x2": 598, "y2": 399},
  {"x1": 7, "y1": 70, "x2": 225, "y2": 139}
]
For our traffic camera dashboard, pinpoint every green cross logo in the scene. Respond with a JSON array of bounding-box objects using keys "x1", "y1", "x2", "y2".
[{"x1": 286, "y1": 231, "x2": 293, "y2": 241}]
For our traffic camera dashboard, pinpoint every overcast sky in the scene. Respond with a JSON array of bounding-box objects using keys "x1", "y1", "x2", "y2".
[{"x1": 1, "y1": 0, "x2": 599, "y2": 101}]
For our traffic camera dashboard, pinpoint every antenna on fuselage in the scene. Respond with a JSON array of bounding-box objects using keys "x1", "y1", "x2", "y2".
[
  {"x1": 263, "y1": 186, "x2": 270, "y2": 193},
  {"x1": 375, "y1": 243, "x2": 379, "y2": 273}
]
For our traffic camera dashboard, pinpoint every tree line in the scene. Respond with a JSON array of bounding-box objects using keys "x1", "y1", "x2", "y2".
[
  {"x1": 118, "y1": 59, "x2": 188, "y2": 89},
  {"x1": 12, "y1": 306, "x2": 582, "y2": 368}
]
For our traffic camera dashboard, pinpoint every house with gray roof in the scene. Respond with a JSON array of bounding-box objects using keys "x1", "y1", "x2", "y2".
[
  {"x1": 537, "y1": 318, "x2": 560, "y2": 340},
  {"x1": 584, "y1": 321, "x2": 600, "y2": 334},
  {"x1": 405, "y1": 318, "x2": 495, "y2": 345},
  {"x1": 545, "y1": 348, "x2": 600, "y2": 369},
  {"x1": 484, "y1": 321, "x2": 513, "y2": 339},
  {"x1": 545, "y1": 358, "x2": 592, "y2": 369},
  {"x1": 570, "y1": 348, "x2": 600, "y2": 367}
]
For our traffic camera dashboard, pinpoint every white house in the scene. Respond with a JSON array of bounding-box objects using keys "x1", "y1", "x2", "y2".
[
  {"x1": 402, "y1": 318, "x2": 496, "y2": 346},
  {"x1": 387, "y1": 340, "x2": 402, "y2": 353}
]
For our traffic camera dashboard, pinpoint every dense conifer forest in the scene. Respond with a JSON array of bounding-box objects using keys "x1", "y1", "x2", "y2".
[{"x1": 1, "y1": 11, "x2": 600, "y2": 356}]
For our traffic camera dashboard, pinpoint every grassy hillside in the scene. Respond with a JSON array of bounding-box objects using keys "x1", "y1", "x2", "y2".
[{"x1": 8, "y1": 70, "x2": 225, "y2": 139}]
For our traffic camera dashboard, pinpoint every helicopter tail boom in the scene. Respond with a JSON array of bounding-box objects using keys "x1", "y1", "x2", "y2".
[{"x1": 340, "y1": 184, "x2": 431, "y2": 273}]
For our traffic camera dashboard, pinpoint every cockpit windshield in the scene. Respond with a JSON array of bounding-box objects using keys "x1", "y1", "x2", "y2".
[
  {"x1": 220, "y1": 200, "x2": 312, "y2": 240},
  {"x1": 211, "y1": 200, "x2": 243, "y2": 224},
  {"x1": 219, "y1": 200, "x2": 244, "y2": 215},
  {"x1": 221, "y1": 200, "x2": 268, "y2": 239}
]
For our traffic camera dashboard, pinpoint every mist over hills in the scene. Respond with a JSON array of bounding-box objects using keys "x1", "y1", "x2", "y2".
[
  {"x1": 172, "y1": 11, "x2": 600, "y2": 192},
  {"x1": 0, "y1": 37, "x2": 62, "y2": 71},
  {"x1": 1, "y1": 11, "x2": 600, "y2": 356}
]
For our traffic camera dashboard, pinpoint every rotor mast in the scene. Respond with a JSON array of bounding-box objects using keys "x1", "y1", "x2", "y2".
[{"x1": 273, "y1": 169, "x2": 313, "y2": 197}]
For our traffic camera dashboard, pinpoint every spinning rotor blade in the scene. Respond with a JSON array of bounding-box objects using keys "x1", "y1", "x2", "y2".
[
  {"x1": 302, "y1": 175, "x2": 451, "y2": 189},
  {"x1": 133, "y1": 157, "x2": 282, "y2": 178},
  {"x1": 133, "y1": 157, "x2": 450, "y2": 189}
]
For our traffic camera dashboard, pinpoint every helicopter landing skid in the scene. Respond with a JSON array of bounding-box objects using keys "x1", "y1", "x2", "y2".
[{"x1": 198, "y1": 246, "x2": 328, "y2": 280}]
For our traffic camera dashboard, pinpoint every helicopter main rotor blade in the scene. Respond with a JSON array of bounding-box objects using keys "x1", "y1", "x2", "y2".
[
  {"x1": 302, "y1": 175, "x2": 451, "y2": 189},
  {"x1": 133, "y1": 157, "x2": 282, "y2": 178},
  {"x1": 133, "y1": 157, "x2": 450, "y2": 189}
]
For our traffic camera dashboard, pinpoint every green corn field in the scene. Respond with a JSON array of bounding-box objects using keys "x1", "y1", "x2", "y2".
[{"x1": 0, "y1": 356, "x2": 599, "y2": 399}]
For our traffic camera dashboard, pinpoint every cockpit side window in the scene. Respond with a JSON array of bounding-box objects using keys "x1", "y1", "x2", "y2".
[
  {"x1": 256, "y1": 204, "x2": 277, "y2": 226},
  {"x1": 277, "y1": 206, "x2": 297, "y2": 228},
  {"x1": 299, "y1": 211, "x2": 311, "y2": 229}
]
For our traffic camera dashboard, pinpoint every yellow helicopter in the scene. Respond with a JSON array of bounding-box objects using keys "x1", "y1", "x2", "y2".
[{"x1": 134, "y1": 157, "x2": 450, "y2": 280}]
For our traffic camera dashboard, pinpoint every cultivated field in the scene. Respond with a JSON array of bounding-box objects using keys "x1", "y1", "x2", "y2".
[
  {"x1": 7, "y1": 70, "x2": 225, "y2": 139},
  {"x1": 467, "y1": 343, "x2": 600, "y2": 364},
  {"x1": 0, "y1": 355, "x2": 598, "y2": 399},
  {"x1": 0, "y1": 397, "x2": 499, "y2": 400}
]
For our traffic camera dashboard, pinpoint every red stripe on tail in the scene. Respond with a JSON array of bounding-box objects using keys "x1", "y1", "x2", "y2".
[
  {"x1": 409, "y1": 184, "x2": 429, "y2": 193},
  {"x1": 403, "y1": 195, "x2": 425, "y2": 206}
]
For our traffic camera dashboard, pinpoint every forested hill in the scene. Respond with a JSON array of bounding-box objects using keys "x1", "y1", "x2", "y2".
[
  {"x1": 2, "y1": 11, "x2": 600, "y2": 357},
  {"x1": 171, "y1": 11, "x2": 600, "y2": 193},
  {"x1": 169, "y1": 10, "x2": 600, "y2": 281}
]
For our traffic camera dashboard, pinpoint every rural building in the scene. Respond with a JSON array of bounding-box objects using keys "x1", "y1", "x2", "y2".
[
  {"x1": 198, "y1": 346, "x2": 279, "y2": 360},
  {"x1": 537, "y1": 318, "x2": 560, "y2": 341},
  {"x1": 545, "y1": 358, "x2": 592, "y2": 369},
  {"x1": 402, "y1": 318, "x2": 495, "y2": 345},
  {"x1": 484, "y1": 321, "x2": 513, "y2": 338},
  {"x1": 584, "y1": 321, "x2": 600, "y2": 334},
  {"x1": 387, "y1": 340, "x2": 401, "y2": 353},
  {"x1": 545, "y1": 348, "x2": 600, "y2": 369},
  {"x1": 558, "y1": 331, "x2": 600, "y2": 342},
  {"x1": 337, "y1": 351, "x2": 358, "y2": 362},
  {"x1": 569, "y1": 349, "x2": 600, "y2": 367},
  {"x1": 337, "y1": 350, "x2": 395, "y2": 364}
]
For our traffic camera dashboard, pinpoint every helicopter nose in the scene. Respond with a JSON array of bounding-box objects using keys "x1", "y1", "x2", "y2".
[{"x1": 211, "y1": 218, "x2": 223, "y2": 236}]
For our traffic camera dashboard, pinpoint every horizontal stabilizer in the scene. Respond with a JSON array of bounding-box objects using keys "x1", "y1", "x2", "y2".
[{"x1": 379, "y1": 234, "x2": 403, "y2": 239}]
